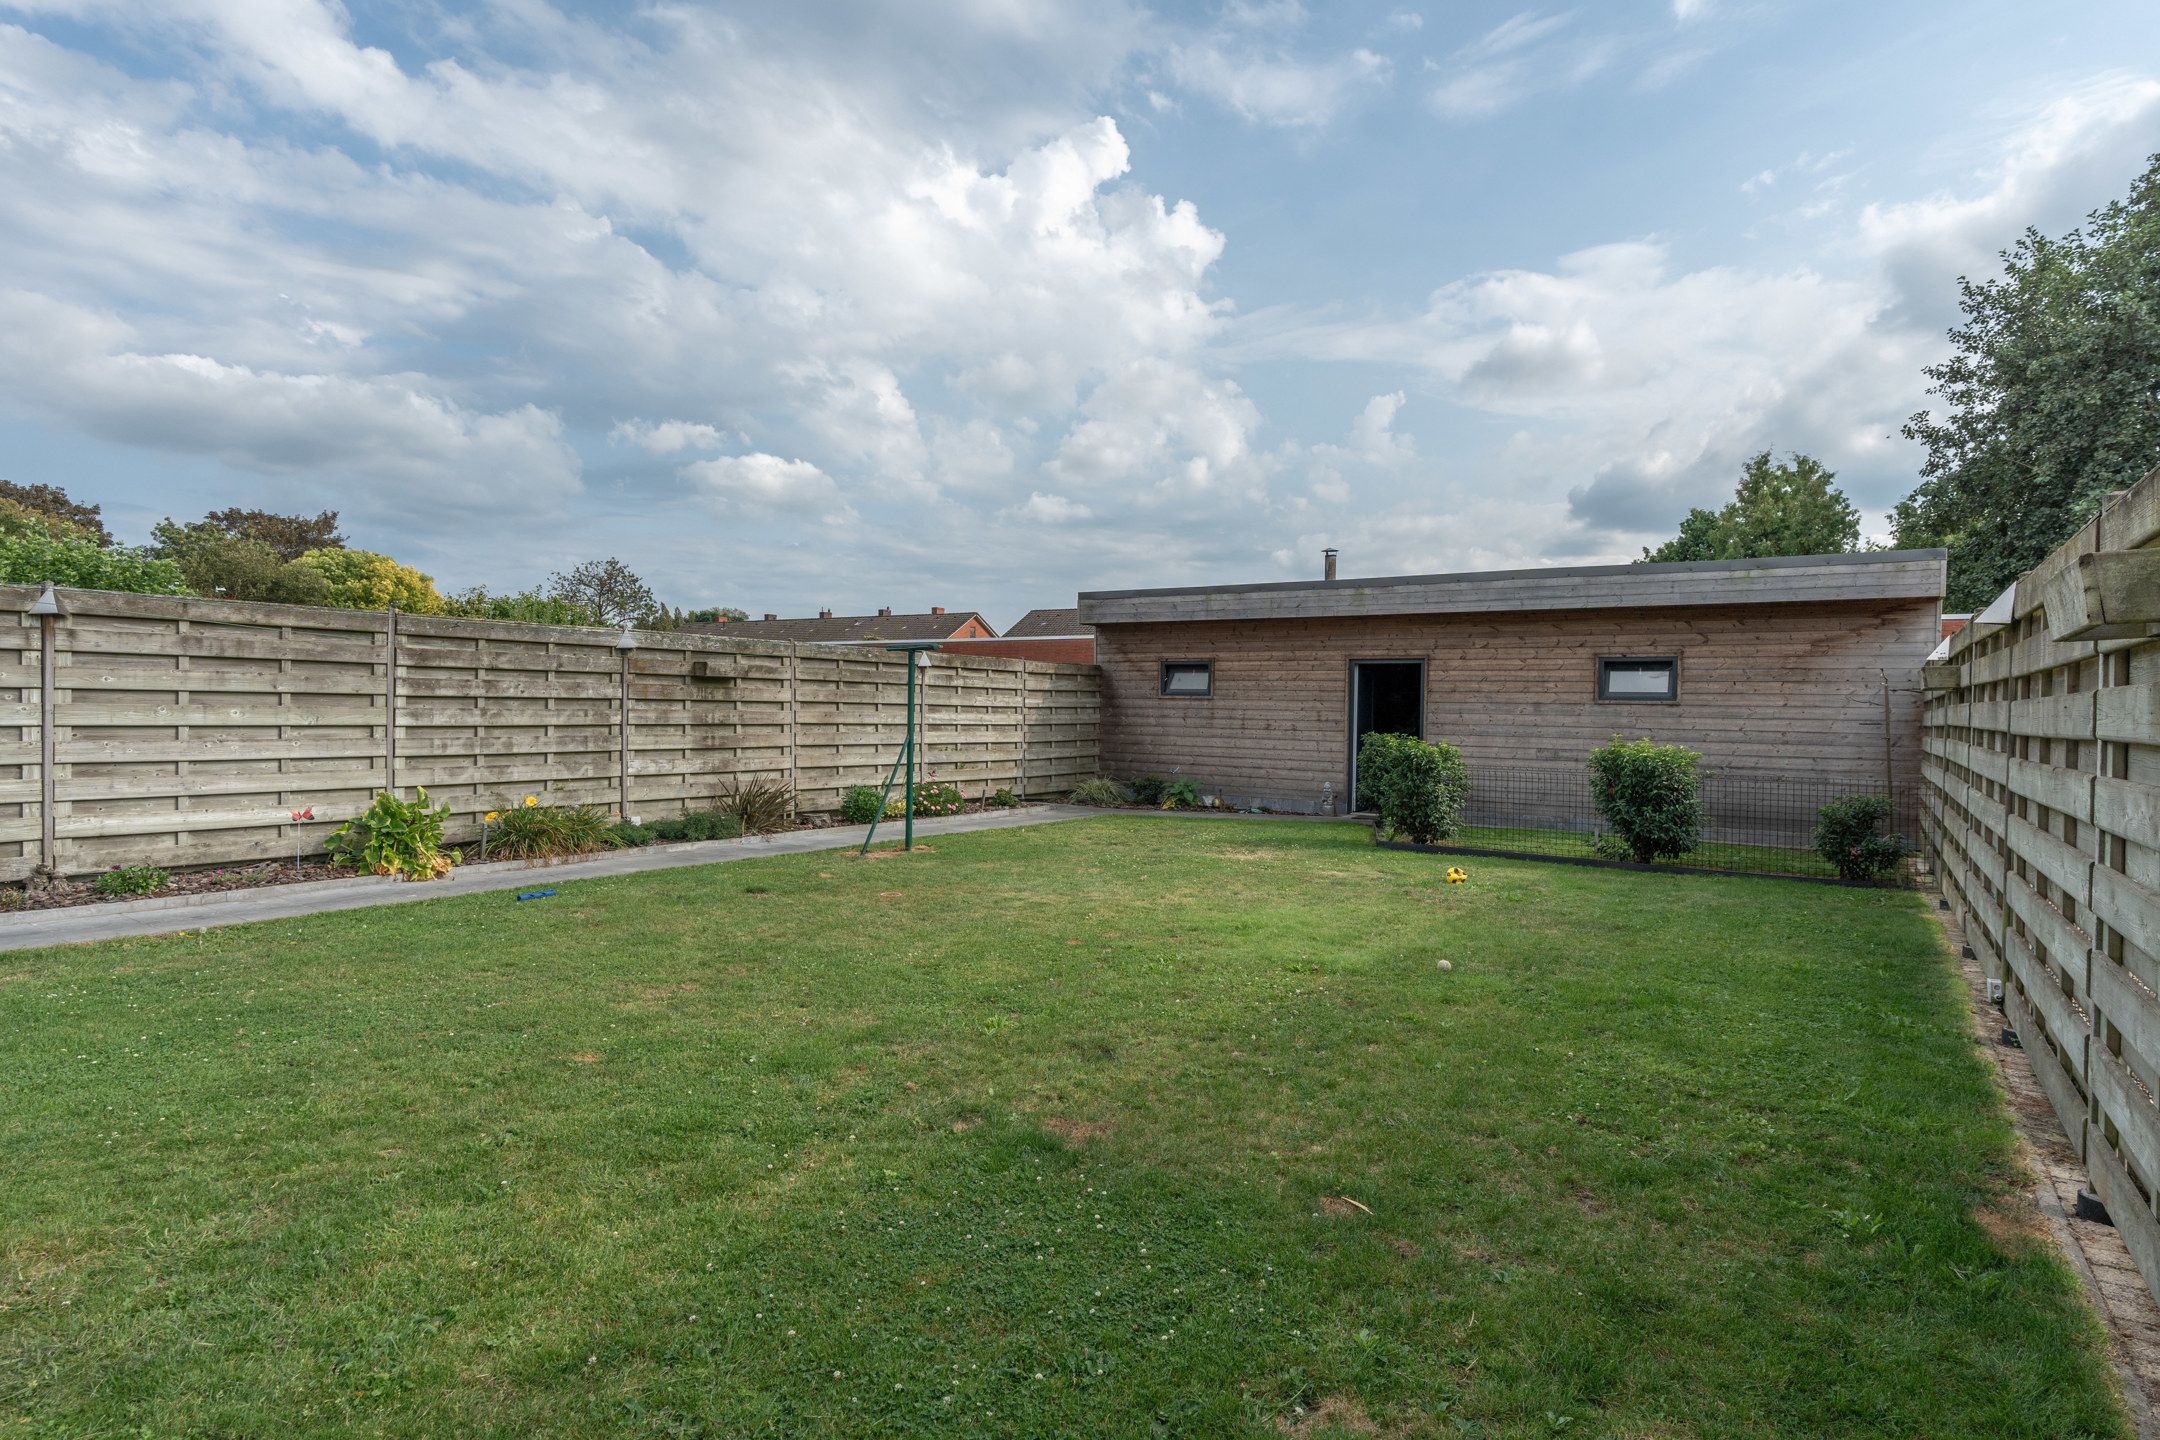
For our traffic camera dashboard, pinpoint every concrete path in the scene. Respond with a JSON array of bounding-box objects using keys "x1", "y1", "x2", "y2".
[{"x1": 0, "y1": 805, "x2": 1103, "y2": 953}]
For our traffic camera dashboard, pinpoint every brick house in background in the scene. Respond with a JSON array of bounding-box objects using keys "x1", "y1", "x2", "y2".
[
  {"x1": 938, "y1": 607, "x2": 1095, "y2": 664},
  {"x1": 682, "y1": 606, "x2": 995, "y2": 644}
]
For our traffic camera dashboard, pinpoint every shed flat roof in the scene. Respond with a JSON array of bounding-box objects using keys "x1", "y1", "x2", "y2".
[{"x1": 1077, "y1": 549, "x2": 1946, "y2": 626}]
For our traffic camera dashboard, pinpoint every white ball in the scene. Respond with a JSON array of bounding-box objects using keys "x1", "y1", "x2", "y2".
[{"x1": 1436, "y1": 959, "x2": 1453, "y2": 972}]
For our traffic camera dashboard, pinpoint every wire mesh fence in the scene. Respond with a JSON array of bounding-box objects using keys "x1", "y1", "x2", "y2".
[{"x1": 1427, "y1": 766, "x2": 1925, "y2": 882}]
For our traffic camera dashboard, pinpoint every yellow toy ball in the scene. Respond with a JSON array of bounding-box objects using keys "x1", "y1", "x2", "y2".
[{"x1": 1445, "y1": 866, "x2": 1468, "y2": 885}]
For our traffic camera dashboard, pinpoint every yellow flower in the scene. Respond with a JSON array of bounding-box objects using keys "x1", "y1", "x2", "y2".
[
  {"x1": 524, "y1": 795, "x2": 538, "y2": 807},
  {"x1": 484, "y1": 811, "x2": 499, "y2": 823}
]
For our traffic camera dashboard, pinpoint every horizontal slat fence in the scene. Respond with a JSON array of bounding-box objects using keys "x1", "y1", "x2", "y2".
[
  {"x1": 0, "y1": 586, "x2": 1098, "y2": 881},
  {"x1": 1923, "y1": 462, "x2": 2160, "y2": 1310}
]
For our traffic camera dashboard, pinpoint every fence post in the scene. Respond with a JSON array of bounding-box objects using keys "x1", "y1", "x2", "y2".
[
  {"x1": 1017, "y1": 663, "x2": 1030, "y2": 800},
  {"x1": 383, "y1": 603, "x2": 398, "y2": 793},
  {"x1": 36, "y1": 606, "x2": 57, "y2": 880},
  {"x1": 787, "y1": 642, "x2": 801, "y2": 815},
  {"x1": 1880, "y1": 671, "x2": 1894, "y2": 804},
  {"x1": 617, "y1": 626, "x2": 635, "y2": 820}
]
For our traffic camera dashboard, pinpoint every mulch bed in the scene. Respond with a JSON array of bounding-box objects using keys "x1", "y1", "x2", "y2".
[{"x1": 7, "y1": 860, "x2": 344, "y2": 913}]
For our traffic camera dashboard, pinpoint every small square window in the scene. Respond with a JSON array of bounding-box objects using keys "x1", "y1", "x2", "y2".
[
  {"x1": 1598, "y1": 656, "x2": 1677, "y2": 702},
  {"x1": 1161, "y1": 661, "x2": 1213, "y2": 697}
]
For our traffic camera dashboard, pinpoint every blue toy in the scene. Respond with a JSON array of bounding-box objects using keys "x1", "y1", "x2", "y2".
[{"x1": 515, "y1": 889, "x2": 558, "y2": 901}]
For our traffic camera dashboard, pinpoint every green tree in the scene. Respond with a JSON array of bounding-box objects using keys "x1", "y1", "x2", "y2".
[
  {"x1": 159, "y1": 534, "x2": 331, "y2": 606},
  {"x1": 0, "y1": 481, "x2": 110, "y2": 546},
  {"x1": 293, "y1": 548, "x2": 445, "y2": 612},
  {"x1": 441, "y1": 587, "x2": 605, "y2": 626},
  {"x1": 1642, "y1": 452, "x2": 1860, "y2": 563},
  {"x1": 158, "y1": 508, "x2": 344, "y2": 563},
  {"x1": 685, "y1": 606, "x2": 749, "y2": 624},
  {"x1": 1891, "y1": 154, "x2": 2160, "y2": 611},
  {"x1": 548, "y1": 558, "x2": 657, "y2": 626},
  {"x1": 0, "y1": 530, "x2": 191, "y2": 594},
  {"x1": 1641, "y1": 507, "x2": 1723, "y2": 563},
  {"x1": 149, "y1": 517, "x2": 334, "y2": 605}
]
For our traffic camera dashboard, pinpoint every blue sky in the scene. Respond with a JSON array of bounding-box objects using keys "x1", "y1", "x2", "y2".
[{"x1": 0, "y1": 1, "x2": 2155, "y2": 625}]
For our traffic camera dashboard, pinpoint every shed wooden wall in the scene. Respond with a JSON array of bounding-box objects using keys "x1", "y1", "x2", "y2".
[
  {"x1": 0, "y1": 586, "x2": 1098, "y2": 880},
  {"x1": 1922, "y1": 463, "x2": 2160, "y2": 1312},
  {"x1": 1095, "y1": 598, "x2": 1941, "y2": 810}
]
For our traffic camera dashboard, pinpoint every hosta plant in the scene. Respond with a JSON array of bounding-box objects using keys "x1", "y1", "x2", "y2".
[{"x1": 328, "y1": 788, "x2": 458, "y2": 881}]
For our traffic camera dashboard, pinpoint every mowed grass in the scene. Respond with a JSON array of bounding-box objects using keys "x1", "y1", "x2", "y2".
[
  {"x1": 1451, "y1": 825, "x2": 1844, "y2": 879},
  {"x1": 0, "y1": 817, "x2": 2126, "y2": 1439}
]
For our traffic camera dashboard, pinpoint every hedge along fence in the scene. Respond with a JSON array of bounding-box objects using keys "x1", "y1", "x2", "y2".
[
  {"x1": 1922, "y1": 460, "x2": 2160, "y2": 1312},
  {"x1": 0, "y1": 585, "x2": 1100, "y2": 881}
]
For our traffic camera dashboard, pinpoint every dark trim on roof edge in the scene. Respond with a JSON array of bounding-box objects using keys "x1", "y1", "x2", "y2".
[{"x1": 1076, "y1": 548, "x2": 1947, "y2": 605}]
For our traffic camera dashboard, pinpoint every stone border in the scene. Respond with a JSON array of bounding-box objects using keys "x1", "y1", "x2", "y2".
[
  {"x1": 1943, "y1": 904, "x2": 2160, "y2": 1437},
  {"x1": 0, "y1": 805, "x2": 1101, "y2": 952}
]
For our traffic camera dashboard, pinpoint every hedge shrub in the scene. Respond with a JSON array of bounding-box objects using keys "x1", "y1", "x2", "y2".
[
  {"x1": 1813, "y1": 795, "x2": 1910, "y2": 881},
  {"x1": 840, "y1": 785, "x2": 900, "y2": 824},
  {"x1": 1357, "y1": 732, "x2": 1468, "y2": 844},
  {"x1": 1588, "y1": 737, "x2": 1702, "y2": 863}
]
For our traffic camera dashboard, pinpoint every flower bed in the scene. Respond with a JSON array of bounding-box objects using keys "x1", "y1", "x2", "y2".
[
  {"x1": 1, "y1": 793, "x2": 1042, "y2": 913},
  {"x1": 6, "y1": 860, "x2": 344, "y2": 912}
]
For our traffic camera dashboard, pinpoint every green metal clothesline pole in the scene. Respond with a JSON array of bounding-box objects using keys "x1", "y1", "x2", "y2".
[
  {"x1": 856, "y1": 643, "x2": 937, "y2": 856},
  {"x1": 904, "y1": 648, "x2": 917, "y2": 851}
]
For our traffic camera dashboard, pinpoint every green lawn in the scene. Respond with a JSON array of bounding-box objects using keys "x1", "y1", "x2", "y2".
[
  {"x1": 0, "y1": 817, "x2": 2126, "y2": 1438},
  {"x1": 1450, "y1": 824, "x2": 1845, "y2": 879}
]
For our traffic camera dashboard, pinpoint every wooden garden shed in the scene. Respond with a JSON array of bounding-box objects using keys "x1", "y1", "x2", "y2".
[{"x1": 1077, "y1": 549, "x2": 1947, "y2": 817}]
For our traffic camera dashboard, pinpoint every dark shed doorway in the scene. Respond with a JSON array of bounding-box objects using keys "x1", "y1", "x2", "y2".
[{"x1": 1350, "y1": 660, "x2": 1426, "y2": 810}]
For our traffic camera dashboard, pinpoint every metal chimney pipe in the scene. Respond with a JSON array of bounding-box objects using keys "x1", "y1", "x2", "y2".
[{"x1": 1323, "y1": 548, "x2": 1339, "y2": 581}]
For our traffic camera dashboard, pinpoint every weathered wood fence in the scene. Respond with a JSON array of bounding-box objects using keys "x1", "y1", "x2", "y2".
[
  {"x1": 1923, "y1": 462, "x2": 2160, "y2": 1308},
  {"x1": 0, "y1": 585, "x2": 1099, "y2": 881}
]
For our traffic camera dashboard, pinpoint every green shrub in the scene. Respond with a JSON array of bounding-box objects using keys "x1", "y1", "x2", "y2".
[
  {"x1": 1356, "y1": 733, "x2": 1468, "y2": 844},
  {"x1": 608, "y1": 822, "x2": 658, "y2": 848},
  {"x1": 649, "y1": 810, "x2": 745, "y2": 843},
  {"x1": 94, "y1": 864, "x2": 170, "y2": 898},
  {"x1": 1129, "y1": 775, "x2": 1169, "y2": 806},
  {"x1": 839, "y1": 785, "x2": 901, "y2": 824},
  {"x1": 716, "y1": 776, "x2": 794, "y2": 834},
  {"x1": 1162, "y1": 777, "x2": 1203, "y2": 810},
  {"x1": 1588, "y1": 738, "x2": 1703, "y2": 863},
  {"x1": 1068, "y1": 778, "x2": 1129, "y2": 807},
  {"x1": 990, "y1": 787, "x2": 1019, "y2": 808},
  {"x1": 913, "y1": 781, "x2": 966, "y2": 817},
  {"x1": 441, "y1": 587, "x2": 605, "y2": 626},
  {"x1": 328, "y1": 788, "x2": 457, "y2": 880},
  {"x1": 1814, "y1": 795, "x2": 1910, "y2": 881},
  {"x1": 0, "y1": 530, "x2": 192, "y2": 595},
  {"x1": 292, "y1": 547, "x2": 444, "y2": 612},
  {"x1": 484, "y1": 801, "x2": 621, "y2": 860}
]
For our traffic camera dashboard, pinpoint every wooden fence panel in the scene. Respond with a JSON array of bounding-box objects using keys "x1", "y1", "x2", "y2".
[
  {"x1": 1924, "y1": 463, "x2": 2160, "y2": 1311},
  {"x1": 0, "y1": 586, "x2": 1101, "y2": 880}
]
